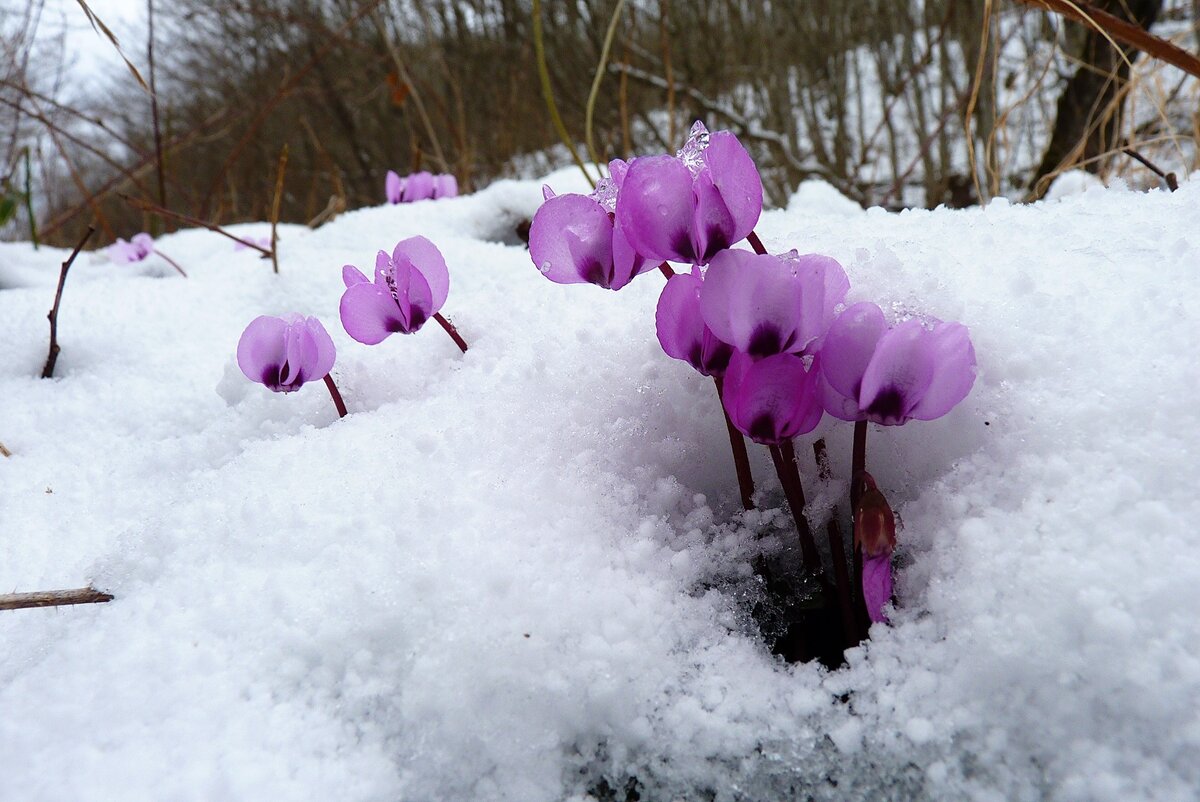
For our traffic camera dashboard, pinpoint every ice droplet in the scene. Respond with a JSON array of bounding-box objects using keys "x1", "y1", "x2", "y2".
[
  {"x1": 591, "y1": 177, "x2": 619, "y2": 212},
  {"x1": 676, "y1": 120, "x2": 711, "y2": 177},
  {"x1": 538, "y1": 261, "x2": 552, "y2": 275}
]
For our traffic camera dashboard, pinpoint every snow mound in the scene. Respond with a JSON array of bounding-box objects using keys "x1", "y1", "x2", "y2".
[{"x1": 1, "y1": 175, "x2": 1198, "y2": 801}]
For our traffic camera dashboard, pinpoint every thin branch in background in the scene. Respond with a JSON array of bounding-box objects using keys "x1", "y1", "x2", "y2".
[
  {"x1": 659, "y1": 1, "x2": 675, "y2": 145},
  {"x1": 0, "y1": 587, "x2": 113, "y2": 611},
  {"x1": 147, "y1": 0, "x2": 168, "y2": 225},
  {"x1": 121, "y1": 194, "x2": 272, "y2": 256},
  {"x1": 73, "y1": 0, "x2": 148, "y2": 90},
  {"x1": 1123, "y1": 146, "x2": 1179, "y2": 190},
  {"x1": 1014, "y1": 0, "x2": 1200, "y2": 79},
  {"x1": 269, "y1": 143, "x2": 289, "y2": 274},
  {"x1": 532, "y1": 0, "x2": 594, "y2": 186},
  {"x1": 372, "y1": 9, "x2": 449, "y2": 175},
  {"x1": 42, "y1": 225, "x2": 96, "y2": 379},
  {"x1": 23, "y1": 147, "x2": 39, "y2": 248},
  {"x1": 965, "y1": 0, "x2": 995, "y2": 205},
  {"x1": 584, "y1": 0, "x2": 625, "y2": 169}
]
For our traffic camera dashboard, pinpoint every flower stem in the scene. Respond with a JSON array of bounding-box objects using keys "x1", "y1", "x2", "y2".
[
  {"x1": 814, "y1": 439, "x2": 858, "y2": 649},
  {"x1": 747, "y1": 230, "x2": 768, "y2": 256},
  {"x1": 850, "y1": 420, "x2": 870, "y2": 638},
  {"x1": 657, "y1": 261, "x2": 675, "y2": 278},
  {"x1": 769, "y1": 441, "x2": 821, "y2": 575},
  {"x1": 323, "y1": 374, "x2": 347, "y2": 418},
  {"x1": 152, "y1": 248, "x2": 187, "y2": 278},
  {"x1": 433, "y1": 312, "x2": 469, "y2": 353},
  {"x1": 713, "y1": 376, "x2": 754, "y2": 510}
]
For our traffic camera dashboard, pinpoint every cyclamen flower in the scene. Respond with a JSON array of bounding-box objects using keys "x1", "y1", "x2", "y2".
[
  {"x1": 700, "y1": 248, "x2": 849, "y2": 359},
  {"x1": 108, "y1": 233, "x2": 154, "y2": 263},
  {"x1": 234, "y1": 235, "x2": 271, "y2": 252},
  {"x1": 655, "y1": 269, "x2": 733, "y2": 376},
  {"x1": 819, "y1": 302, "x2": 976, "y2": 425},
  {"x1": 721, "y1": 351, "x2": 823, "y2": 445},
  {"x1": 855, "y1": 472, "x2": 897, "y2": 624},
  {"x1": 528, "y1": 159, "x2": 653, "y2": 290},
  {"x1": 339, "y1": 235, "x2": 449, "y2": 344},
  {"x1": 616, "y1": 121, "x2": 762, "y2": 265},
  {"x1": 237, "y1": 314, "x2": 336, "y2": 393},
  {"x1": 386, "y1": 171, "x2": 459, "y2": 204}
]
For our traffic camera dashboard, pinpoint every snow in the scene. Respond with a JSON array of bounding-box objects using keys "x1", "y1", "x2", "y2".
[{"x1": 2, "y1": 169, "x2": 1199, "y2": 801}]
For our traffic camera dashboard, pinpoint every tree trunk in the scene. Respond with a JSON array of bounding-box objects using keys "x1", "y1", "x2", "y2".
[{"x1": 1030, "y1": 0, "x2": 1163, "y2": 198}]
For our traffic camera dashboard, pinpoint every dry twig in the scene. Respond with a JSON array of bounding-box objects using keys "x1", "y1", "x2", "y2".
[
  {"x1": 42, "y1": 226, "x2": 96, "y2": 379},
  {"x1": 0, "y1": 587, "x2": 113, "y2": 611}
]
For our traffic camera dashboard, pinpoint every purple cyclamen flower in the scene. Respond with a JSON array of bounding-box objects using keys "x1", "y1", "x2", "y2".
[
  {"x1": 700, "y1": 248, "x2": 849, "y2": 359},
  {"x1": 528, "y1": 159, "x2": 654, "y2": 290},
  {"x1": 404, "y1": 171, "x2": 435, "y2": 202},
  {"x1": 819, "y1": 302, "x2": 976, "y2": 425},
  {"x1": 108, "y1": 233, "x2": 155, "y2": 263},
  {"x1": 721, "y1": 351, "x2": 824, "y2": 444},
  {"x1": 386, "y1": 170, "x2": 405, "y2": 204},
  {"x1": 433, "y1": 174, "x2": 458, "y2": 199},
  {"x1": 855, "y1": 472, "x2": 897, "y2": 624},
  {"x1": 339, "y1": 235, "x2": 449, "y2": 344},
  {"x1": 234, "y1": 235, "x2": 271, "y2": 252},
  {"x1": 237, "y1": 314, "x2": 336, "y2": 393},
  {"x1": 616, "y1": 121, "x2": 763, "y2": 265},
  {"x1": 655, "y1": 269, "x2": 733, "y2": 376}
]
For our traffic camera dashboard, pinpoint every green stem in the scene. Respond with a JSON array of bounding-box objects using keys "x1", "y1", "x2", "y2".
[
  {"x1": 584, "y1": 0, "x2": 626, "y2": 169},
  {"x1": 23, "y1": 148, "x2": 38, "y2": 249},
  {"x1": 532, "y1": 0, "x2": 594, "y2": 187}
]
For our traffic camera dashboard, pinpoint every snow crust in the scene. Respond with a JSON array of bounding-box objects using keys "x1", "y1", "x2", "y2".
[{"x1": 2, "y1": 171, "x2": 1199, "y2": 801}]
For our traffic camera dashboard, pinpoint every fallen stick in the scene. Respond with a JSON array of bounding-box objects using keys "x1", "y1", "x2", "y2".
[
  {"x1": 0, "y1": 587, "x2": 113, "y2": 611},
  {"x1": 0, "y1": 441, "x2": 12, "y2": 457},
  {"x1": 42, "y1": 226, "x2": 96, "y2": 379}
]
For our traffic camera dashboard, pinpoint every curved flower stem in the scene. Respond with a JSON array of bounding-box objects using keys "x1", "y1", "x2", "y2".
[
  {"x1": 747, "y1": 230, "x2": 768, "y2": 256},
  {"x1": 713, "y1": 376, "x2": 754, "y2": 511},
  {"x1": 152, "y1": 248, "x2": 187, "y2": 278},
  {"x1": 532, "y1": 0, "x2": 594, "y2": 187},
  {"x1": 433, "y1": 312, "x2": 469, "y2": 353},
  {"x1": 658, "y1": 261, "x2": 675, "y2": 278},
  {"x1": 323, "y1": 374, "x2": 347, "y2": 418},
  {"x1": 814, "y1": 438, "x2": 858, "y2": 649},
  {"x1": 769, "y1": 441, "x2": 821, "y2": 575}
]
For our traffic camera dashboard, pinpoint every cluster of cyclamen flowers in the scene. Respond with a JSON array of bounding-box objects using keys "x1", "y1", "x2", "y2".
[
  {"x1": 236, "y1": 234, "x2": 467, "y2": 418},
  {"x1": 529, "y1": 122, "x2": 976, "y2": 646},
  {"x1": 386, "y1": 170, "x2": 458, "y2": 204}
]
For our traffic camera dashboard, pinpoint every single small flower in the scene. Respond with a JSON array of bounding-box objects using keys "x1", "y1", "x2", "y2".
[
  {"x1": 234, "y1": 235, "x2": 271, "y2": 252},
  {"x1": 403, "y1": 171, "x2": 435, "y2": 202},
  {"x1": 108, "y1": 233, "x2": 155, "y2": 263},
  {"x1": 655, "y1": 269, "x2": 733, "y2": 376},
  {"x1": 855, "y1": 472, "x2": 897, "y2": 624},
  {"x1": 386, "y1": 170, "x2": 405, "y2": 204},
  {"x1": 433, "y1": 174, "x2": 458, "y2": 199},
  {"x1": 700, "y1": 248, "x2": 849, "y2": 359},
  {"x1": 616, "y1": 121, "x2": 763, "y2": 266},
  {"x1": 721, "y1": 351, "x2": 824, "y2": 445},
  {"x1": 819, "y1": 302, "x2": 976, "y2": 425},
  {"x1": 237, "y1": 314, "x2": 336, "y2": 393},
  {"x1": 339, "y1": 235, "x2": 450, "y2": 345},
  {"x1": 528, "y1": 159, "x2": 653, "y2": 290}
]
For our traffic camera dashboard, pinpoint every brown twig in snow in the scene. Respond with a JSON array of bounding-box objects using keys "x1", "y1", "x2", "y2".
[
  {"x1": 270, "y1": 143, "x2": 289, "y2": 274},
  {"x1": 121, "y1": 194, "x2": 271, "y2": 256},
  {"x1": 42, "y1": 226, "x2": 96, "y2": 379},
  {"x1": 0, "y1": 441, "x2": 12, "y2": 458},
  {"x1": 1122, "y1": 147, "x2": 1179, "y2": 190},
  {"x1": 0, "y1": 586, "x2": 113, "y2": 611}
]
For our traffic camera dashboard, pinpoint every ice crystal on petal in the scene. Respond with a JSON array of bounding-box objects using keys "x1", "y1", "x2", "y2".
[
  {"x1": 676, "y1": 120, "x2": 711, "y2": 177},
  {"x1": 591, "y1": 176, "x2": 619, "y2": 213}
]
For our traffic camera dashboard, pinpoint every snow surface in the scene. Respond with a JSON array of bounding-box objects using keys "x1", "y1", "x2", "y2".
[{"x1": 2, "y1": 170, "x2": 1199, "y2": 801}]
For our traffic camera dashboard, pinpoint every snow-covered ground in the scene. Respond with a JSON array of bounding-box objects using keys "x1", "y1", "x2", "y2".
[{"x1": 2, "y1": 170, "x2": 1198, "y2": 801}]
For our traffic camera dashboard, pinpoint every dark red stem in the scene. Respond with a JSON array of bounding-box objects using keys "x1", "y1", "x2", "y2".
[
  {"x1": 433, "y1": 312, "x2": 468, "y2": 353},
  {"x1": 769, "y1": 441, "x2": 821, "y2": 575},
  {"x1": 42, "y1": 226, "x2": 95, "y2": 379},
  {"x1": 657, "y1": 261, "x2": 675, "y2": 278},
  {"x1": 713, "y1": 376, "x2": 754, "y2": 510},
  {"x1": 814, "y1": 439, "x2": 858, "y2": 649},
  {"x1": 747, "y1": 230, "x2": 768, "y2": 255},
  {"x1": 152, "y1": 248, "x2": 187, "y2": 278},
  {"x1": 850, "y1": 419, "x2": 870, "y2": 638},
  {"x1": 323, "y1": 374, "x2": 348, "y2": 418}
]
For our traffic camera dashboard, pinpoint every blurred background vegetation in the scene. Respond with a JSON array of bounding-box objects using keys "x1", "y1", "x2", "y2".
[{"x1": 2, "y1": 0, "x2": 1197, "y2": 245}]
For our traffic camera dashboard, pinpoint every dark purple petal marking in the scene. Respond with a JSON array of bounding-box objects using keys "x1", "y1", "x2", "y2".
[
  {"x1": 864, "y1": 386, "x2": 905, "y2": 425},
  {"x1": 746, "y1": 324, "x2": 784, "y2": 358}
]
